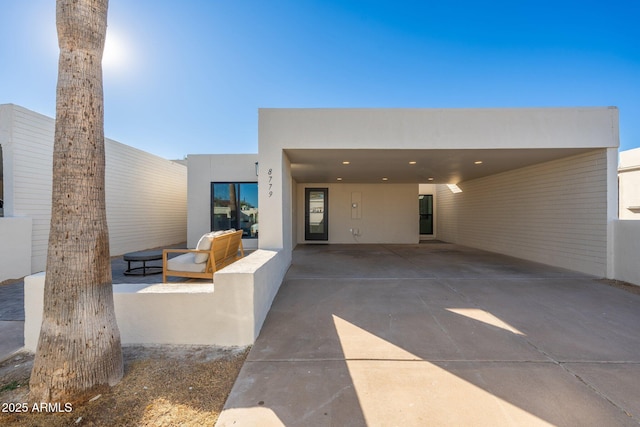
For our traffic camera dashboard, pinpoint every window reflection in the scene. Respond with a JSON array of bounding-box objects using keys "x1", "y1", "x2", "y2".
[{"x1": 211, "y1": 182, "x2": 258, "y2": 238}]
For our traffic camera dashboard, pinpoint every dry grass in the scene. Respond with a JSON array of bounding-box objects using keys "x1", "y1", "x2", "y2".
[{"x1": 0, "y1": 346, "x2": 248, "y2": 427}]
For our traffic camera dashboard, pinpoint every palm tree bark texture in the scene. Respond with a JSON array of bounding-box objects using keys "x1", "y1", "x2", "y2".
[{"x1": 30, "y1": 0, "x2": 123, "y2": 403}]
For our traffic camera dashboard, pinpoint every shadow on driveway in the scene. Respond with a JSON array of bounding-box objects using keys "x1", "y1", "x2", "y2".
[{"x1": 218, "y1": 243, "x2": 640, "y2": 427}]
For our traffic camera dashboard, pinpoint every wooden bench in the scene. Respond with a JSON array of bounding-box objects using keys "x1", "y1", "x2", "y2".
[{"x1": 162, "y1": 230, "x2": 244, "y2": 283}]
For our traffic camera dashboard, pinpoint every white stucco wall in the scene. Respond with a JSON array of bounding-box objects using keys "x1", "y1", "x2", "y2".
[
  {"x1": 0, "y1": 217, "x2": 32, "y2": 282},
  {"x1": 614, "y1": 220, "x2": 640, "y2": 286},
  {"x1": 260, "y1": 108, "x2": 618, "y2": 150},
  {"x1": 0, "y1": 104, "x2": 187, "y2": 274},
  {"x1": 24, "y1": 249, "x2": 288, "y2": 348},
  {"x1": 619, "y1": 148, "x2": 640, "y2": 219},
  {"x1": 256, "y1": 129, "x2": 287, "y2": 251},
  {"x1": 296, "y1": 183, "x2": 418, "y2": 244},
  {"x1": 186, "y1": 154, "x2": 259, "y2": 249},
  {"x1": 436, "y1": 150, "x2": 611, "y2": 277}
]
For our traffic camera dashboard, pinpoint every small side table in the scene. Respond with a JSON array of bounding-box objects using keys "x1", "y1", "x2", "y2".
[{"x1": 123, "y1": 250, "x2": 163, "y2": 276}]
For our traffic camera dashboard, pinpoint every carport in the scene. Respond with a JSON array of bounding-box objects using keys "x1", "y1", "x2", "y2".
[
  {"x1": 257, "y1": 107, "x2": 619, "y2": 279},
  {"x1": 217, "y1": 243, "x2": 640, "y2": 426}
]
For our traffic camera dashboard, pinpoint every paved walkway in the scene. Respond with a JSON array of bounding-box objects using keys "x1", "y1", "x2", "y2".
[
  {"x1": 0, "y1": 280, "x2": 26, "y2": 362},
  {"x1": 217, "y1": 243, "x2": 640, "y2": 427}
]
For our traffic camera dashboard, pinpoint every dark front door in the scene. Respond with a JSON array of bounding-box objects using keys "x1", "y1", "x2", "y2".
[
  {"x1": 305, "y1": 188, "x2": 328, "y2": 241},
  {"x1": 419, "y1": 194, "x2": 433, "y2": 235}
]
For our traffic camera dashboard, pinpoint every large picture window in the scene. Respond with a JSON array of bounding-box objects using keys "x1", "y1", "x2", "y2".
[{"x1": 211, "y1": 182, "x2": 258, "y2": 238}]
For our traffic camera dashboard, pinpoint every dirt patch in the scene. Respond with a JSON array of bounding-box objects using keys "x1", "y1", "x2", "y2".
[
  {"x1": 599, "y1": 279, "x2": 640, "y2": 296},
  {"x1": 0, "y1": 345, "x2": 248, "y2": 426}
]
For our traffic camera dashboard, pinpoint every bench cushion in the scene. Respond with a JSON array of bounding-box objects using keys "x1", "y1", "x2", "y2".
[
  {"x1": 194, "y1": 233, "x2": 215, "y2": 264},
  {"x1": 194, "y1": 229, "x2": 237, "y2": 263},
  {"x1": 167, "y1": 253, "x2": 207, "y2": 273}
]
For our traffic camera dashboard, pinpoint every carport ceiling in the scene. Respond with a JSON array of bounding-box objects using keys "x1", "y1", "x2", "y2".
[{"x1": 285, "y1": 148, "x2": 596, "y2": 184}]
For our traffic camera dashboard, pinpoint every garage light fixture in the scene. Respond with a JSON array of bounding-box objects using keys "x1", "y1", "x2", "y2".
[
  {"x1": 337, "y1": 177, "x2": 343, "y2": 181},
  {"x1": 474, "y1": 160, "x2": 483, "y2": 165},
  {"x1": 342, "y1": 161, "x2": 350, "y2": 165},
  {"x1": 382, "y1": 177, "x2": 389, "y2": 181},
  {"x1": 409, "y1": 161, "x2": 417, "y2": 165}
]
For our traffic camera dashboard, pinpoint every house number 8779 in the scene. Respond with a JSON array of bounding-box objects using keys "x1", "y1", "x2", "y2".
[{"x1": 267, "y1": 168, "x2": 273, "y2": 197}]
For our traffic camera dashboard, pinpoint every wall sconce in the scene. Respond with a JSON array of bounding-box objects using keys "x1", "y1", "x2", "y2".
[{"x1": 255, "y1": 162, "x2": 259, "y2": 176}]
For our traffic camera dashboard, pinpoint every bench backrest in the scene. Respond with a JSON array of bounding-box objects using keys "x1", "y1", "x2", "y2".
[{"x1": 209, "y1": 230, "x2": 244, "y2": 272}]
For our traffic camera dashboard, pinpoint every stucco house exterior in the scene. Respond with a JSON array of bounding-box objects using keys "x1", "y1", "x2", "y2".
[
  {"x1": 173, "y1": 106, "x2": 640, "y2": 345},
  {"x1": 191, "y1": 107, "x2": 621, "y2": 276},
  {"x1": 21, "y1": 105, "x2": 640, "y2": 348}
]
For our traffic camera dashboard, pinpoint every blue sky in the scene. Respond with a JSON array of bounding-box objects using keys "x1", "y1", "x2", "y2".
[{"x1": 1, "y1": 0, "x2": 638, "y2": 159}]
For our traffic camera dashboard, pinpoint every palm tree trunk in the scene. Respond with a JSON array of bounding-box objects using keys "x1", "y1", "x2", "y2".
[
  {"x1": 229, "y1": 183, "x2": 238, "y2": 229},
  {"x1": 30, "y1": 0, "x2": 123, "y2": 403}
]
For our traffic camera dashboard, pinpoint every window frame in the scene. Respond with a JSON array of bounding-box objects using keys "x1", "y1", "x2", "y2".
[{"x1": 210, "y1": 181, "x2": 259, "y2": 238}]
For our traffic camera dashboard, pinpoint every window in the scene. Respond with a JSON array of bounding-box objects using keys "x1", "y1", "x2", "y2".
[{"x1": 211, "y1": 182, "x2": 258, "y2": 238}]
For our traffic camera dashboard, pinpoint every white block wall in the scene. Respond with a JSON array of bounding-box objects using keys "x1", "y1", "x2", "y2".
[
  {"x1": 1, "y1": 105, "x2": 56, "y2": 272},
  {"x1": 436, "y1": 150, "x2": 609, "y2": 277},
  {"x1": 0, "y1": 104, "x2": 187, "y2": 273},
  {"x1": 614, "y1": 220, "x2": 640, "y2": 286},
  {"x1": 618, "y1": 148, "x2": 640, "y2": 219},
  {"x1": 104, "y1": 139, "x2": 187, "y2": 256}
]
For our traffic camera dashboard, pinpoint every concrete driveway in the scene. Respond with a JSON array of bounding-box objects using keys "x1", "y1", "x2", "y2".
[{"x1": 217, "y1": 242, "x2": 640, "y2": 426}]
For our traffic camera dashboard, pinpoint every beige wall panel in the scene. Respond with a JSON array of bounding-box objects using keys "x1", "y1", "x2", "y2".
[
  {"x1": 297, "y1": 183, "x2": 418, "y2": 244},
  {"x1": 437, "y1": 150, "x2": 608, "y2": 277}
]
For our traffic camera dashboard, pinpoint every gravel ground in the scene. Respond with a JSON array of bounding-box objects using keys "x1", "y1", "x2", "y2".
[
  {"x1": 0, "y1": 345, "x2": 248, "y2": 427},
  {"x1": 599, "y1": 278, "x2": 640, "y2": 295}
]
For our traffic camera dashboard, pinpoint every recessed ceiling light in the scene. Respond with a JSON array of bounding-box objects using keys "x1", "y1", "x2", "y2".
[
  {"x1": 474, "y1": 160, "x2": 483, "y2": 165},
  {"x1": 409, "y1": 161, "x2": 417, "y2": 165},
  {"x1": 382, "y1": 177, "x2": 389, "y2": 181},
  {"x1": 428, "y1": 177, "x2": 434, "y2": 181},
  {"x1": 342, "y1": 161, "x2": 350, "y2": 165},
  {"x1": 336, "y1": 177, "x2": 343, "y2": 181}
]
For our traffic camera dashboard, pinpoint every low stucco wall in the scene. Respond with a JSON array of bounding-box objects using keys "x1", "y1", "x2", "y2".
[
  {"x1": 614, "y1": 220, "x2": 640, "y2": 286},
  {"x1": 0, "y1": 217, "x2": 32, "y2": 282},
  {"x1": 215, "y1": 248, "x2": 290, "y2": 338},
  {"x1": 24, "y1": 249, "x2": 289, "y2": 350}
]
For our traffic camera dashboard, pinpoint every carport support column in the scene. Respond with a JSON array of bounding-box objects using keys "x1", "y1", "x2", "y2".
[
  {"x1": 606, "y1": 147, "x2": 618, "y2": 279},
  {"x1": 257, "y1": 148, "x2": 293, "y2": 257}
]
